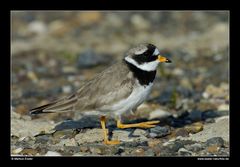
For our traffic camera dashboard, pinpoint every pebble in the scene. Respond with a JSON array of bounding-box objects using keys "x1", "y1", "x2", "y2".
[
  {"x1": 149, "y1": 109, "x2": 171, "y2": 120},
  {"x1": 175, "y1": 128, "x2": 189, "y2": 137},
  {"x1": 217, "y1": 104, "x2": 229, "y2": 111},
  {"x1": 12, "y1": 147, "x2": 23, "y2": 154},
  {"x1": 207, "y1": 145, "x2": 219, "y2": 154},
  {"x1": 148, "y1": 126, "x2": 171, "y2": 138},
  {"x1": 205, "y1": 137, "x2": 224, "y2": 147},
  {"x1": 187, "y1": 117, "x2": 229, "y2": 142},
  {"x1": 62, "y1": 85, "x2": 72, "y2": 94},
  {"x1": 144, "y1": 148, "x2": 155, "y2": 156},
  {"x1": 131, "y1": 148, "x2": 145, "y2": 156},
  {"x1": 178, "y1": 148, "x2": 192, "y2": 156},
  {"x1": 58, "y1": 138, "x2": 78, "y2": 147},
  {"x1": 185, "y1": 122, "x2": 203, "y2": 134},
  {"x1": 45, "y1": 151, "x2": 62, "y2": 156},
  {"x1": 185, "y1": 143, "x2": 203, "y2": 152},
  {"x1": 75, "y1": 128, "x2": 104, "y2": 144},
  {"x1": 28, "y1": 21, "x2": 47, "y2": 35},
  {"x1": 15, "y1": 105, "x2": 29, "y2": 115}
]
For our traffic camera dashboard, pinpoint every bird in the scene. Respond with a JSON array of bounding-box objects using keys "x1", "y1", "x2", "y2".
[{"x1": 29, "y1": 43, "x2": 171, "y2": 145}]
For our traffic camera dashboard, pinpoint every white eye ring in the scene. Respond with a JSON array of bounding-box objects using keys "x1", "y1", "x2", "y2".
[{"x1": 153, "y1": 48, "x2": 160, "y2": 56}]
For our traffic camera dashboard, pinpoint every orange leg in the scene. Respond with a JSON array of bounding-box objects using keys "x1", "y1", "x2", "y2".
[
  {"x1": 100, "y1": 116, "x2": 120, "y2": 145},
  {"x1": 117, "y1": 120, "x2": 160, "y2": 129}
]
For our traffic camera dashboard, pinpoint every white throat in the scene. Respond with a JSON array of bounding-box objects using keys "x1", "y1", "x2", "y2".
[{"x1": 124, "y1": 57, "x2": 159, "y2": 71}]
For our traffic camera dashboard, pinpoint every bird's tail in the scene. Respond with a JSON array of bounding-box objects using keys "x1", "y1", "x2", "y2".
[{"x1": 29, "y1": 95, "x2": 78, "y2": 115}]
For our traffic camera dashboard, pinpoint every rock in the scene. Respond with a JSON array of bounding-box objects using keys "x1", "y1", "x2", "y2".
[
  {"x1": 12, "y1": 147, "x2": 23, "y2": 154},
  {"x1": 112, "y1": 130, "x2": 132, "y2": 142},
  {"x1": 15, "y1": 105, "x2": 29, "y2": 115},
  {"x1": 75, "y1": 128, "x2": 103, "y2": 144},
  {"x1": 11, "y1": 115, "x2": 56, "y2": 138},
  {"x1": 205, "y1": 137, "x2": 224, "y2": 147},
  {"x1": 57, "y1": 138, "x2": 78, "y2": 147},
  {"x1": 131, "y1": 14, "x2": 150, "y2": 30},
  {"x1": 132, "y1": 129, "x2": 147, "y2": 138},
  {"x1": 147, "y1": 139, "x2": 161, "y2": 147},
  {"x1": 77, "y1": 50, "x2": 113, "y2": 69},
  {"x1": 62, "y1": 85, "x2": 72, "y2": 94},
  {"x1": 166, "y1": 140, "x2": 184, "y2": 152},
  {"x1": 21, "y1": 148, "x2": 38, "y2": 155},
  {"x1": 188, "y1": 110, "x2": 202, "y2": 121},
  {"x1": 89, "y1": 147, "x2": 103, "y2": 155},
  {"x1": 207, "y1": 145, "x2": 219, "y2": 154},
  {"x1": 149, "y1": 109, "x2": 171, "y2": 120},
  {"x1": 175, "y1": 128, "x2": 189, "y2": 137},
  {"x1": 178, "y1": 148, "x2": 192, "y2": 156},
  {"x1": 45, "y1": 151, "x2": 62, "y2": 156},
  {"x1": 148, "y1": 126, "x2": 171, "y2": 138},
  {"x1": 144, "y1": 148, "x2": 155, "y2": 156},
  {"x1": 185, "y1": 122, "x2": 203, "y2": 134},
  {"x1": 217, "y1": 104, "x2": 229, "y2": 111},
  {"x1": 52, "y1": 129, "x2": 76, "y2": 139},
  {"x1": 131, "y1": 148, "x2": 145, "y2": 156},
  {"x1": 185, "y1": 143, "x2": 203, "y2": 152},
  {"x1": 202, "y1": 83, "x2": 228, "y2": 99},
  {"x1": 186, "y1": 116, "x2": 229, "y2": 142},
  {"x1": 28, "y1": 21, "x2": 47, "y2": 35}
]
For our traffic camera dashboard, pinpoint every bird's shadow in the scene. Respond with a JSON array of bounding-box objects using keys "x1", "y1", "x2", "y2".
[{"x1": 53, "y1": 109, "x2": 228, "y2": 132}]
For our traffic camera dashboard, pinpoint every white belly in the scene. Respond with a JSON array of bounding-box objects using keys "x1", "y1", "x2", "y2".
[{"x1": 106, "y1": 82, "x2": 153, "y2": 117}]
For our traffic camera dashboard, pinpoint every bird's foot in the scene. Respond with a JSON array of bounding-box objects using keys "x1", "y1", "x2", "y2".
[
  {"x1": 103, "y1": 139, "x2": 120, "y2": 145},
  {"x1": 117, "y1": 120, "x2": 160, "y2": 129}
]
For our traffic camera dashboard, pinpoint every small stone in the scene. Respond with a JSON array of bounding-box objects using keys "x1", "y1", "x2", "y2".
[
  {"x1": 185, "y1": 122, "x2": 203, "y2": 134},
  {"x1": 112, "y1": 130, "x2": 132, "y2": 142},
  {"x1": 167, "y1": 140, "x2": 184, "y2": 152},
  {"x1": 21, "y1": 148, "x2": 38, "y2": 155},
  {"x1": 62, "y1": 66, "x2": 77, "y2": 74},
  {"x1": 149, "y1": 126, "x2": 171, "y2": 138},
  {"x1": 75, "y1": 128, "x2": 104, "y2": 144},
  {"x1": 207, "y1": 145, "x2": 219, "y2": 154},
  {"x1": 217, "y1": 104, "x2": 229, "y2": 111},
  {"x1": 89, "y1": 147, "x2": 102, "y2": 155},
  {"x1": 178, "y1": 148, "x2": 192, "y2": 156},
  {"x1": 53, "y1": 129, "x2": 75, "y2": 139},
  {"x1": 149, "y1": 109, "x2": 171, "y2": 120},
  {"x1": 58, "y1": 138, "x2": 78, "y2": 147},
  {"x1": 206, "y1": 137, "x2": 224, "y2": 147},
  {"x1": 147, "y1": 139, "x2": 161, "y2": 147},
  {"x1": 15, "y1": 105, "x2": 28, "y2": 115},
  {"x1": 131, "y1": 148, "x2": 145, "y2": 156},
  {"x1": 45, "y1": 151, "x2": 62, "y2": 156},
  {"x1": 27, "y1": 71, "x2": 39, "y2": 83},
  {"x1": 62, "y1": 85, "x2": 72, "y2": 94},
  {"x1": 185, "y1": 143, "x2": 203, "y2": 152},
  {"x1": 132, "y1": 129, "x2": 147, "y2": 137},
  {"x1": 79, "y1": 146, "x2": 89, "y2": 152},
  {"x1": 144, "y1": 148, "x2": 155, "y2": 156},
  {"x1": 188, "y1": 110, "x2": 202, "y2": 121},
  {"x1": 12, "y1": 148, "x2": 23, "y2": 154},
  {"x1": 28, "y1": 21, "x2": 47, "y2": 35},
  {"x1": 175, "y1": 128, "x2": 189, "y2": 137}
]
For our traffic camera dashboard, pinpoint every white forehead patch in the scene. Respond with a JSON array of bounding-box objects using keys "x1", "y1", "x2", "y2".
[{"x1": 153, "y1": 48, "x2": 160, "y2": 56}]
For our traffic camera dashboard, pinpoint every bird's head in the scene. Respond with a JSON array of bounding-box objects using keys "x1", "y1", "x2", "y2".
[{"x1": 124, "y1": 43, "x2": 171, "y2": 71}]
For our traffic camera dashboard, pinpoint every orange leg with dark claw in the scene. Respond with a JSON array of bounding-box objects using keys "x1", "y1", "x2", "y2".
[{"x1": 100, "y1": 116, "x2": 120, "y2": 145}]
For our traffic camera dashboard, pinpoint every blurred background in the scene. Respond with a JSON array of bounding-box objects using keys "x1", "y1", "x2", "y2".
[{"x1": 11, "y1": 11, "x2": 229, "y2": 121}]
